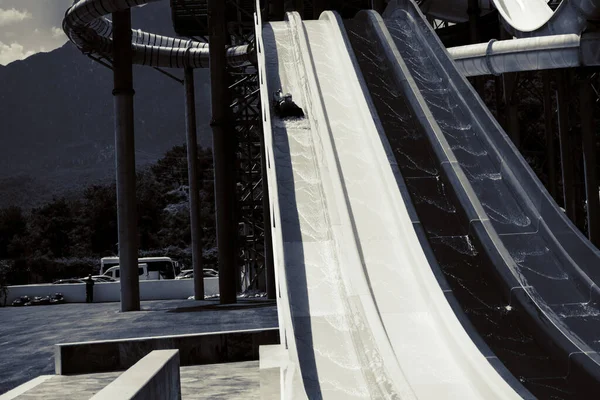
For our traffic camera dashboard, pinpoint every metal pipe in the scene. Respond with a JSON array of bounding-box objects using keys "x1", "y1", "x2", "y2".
[
  {"x1": 261, "y1": 132, "x2": 276, "y2": 300},
  {"x1": 580, "y1": 74, "x2": 600, "y2": 246},
  {"x1": 556, "y1": 69, "x2": 577, "y2": 223},
  {"x1": 209, "y1": 0, "x2": 238, "y2": 305},
  {"x1": 449, "y1": 34, "x2": 583, "y2": 76},
  {"x1": 542, "y1": 71, "x2": 558, "y2": 199},
  {"x1": 184, "y1": 67, "x2": 205, "y2": 300},
  {"x1": 113, "y1": 9, "x2": 140, "y2": 312}
]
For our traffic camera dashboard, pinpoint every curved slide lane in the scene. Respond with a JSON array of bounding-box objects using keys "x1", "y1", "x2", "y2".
[
  {"x1": 63, "y1": 0, "x2": 250, "y2": 68},
  {"x1": 257, "y1": 4, "x2": 523, "y2": 399}
]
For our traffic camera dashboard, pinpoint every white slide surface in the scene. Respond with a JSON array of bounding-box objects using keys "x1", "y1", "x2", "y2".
[{"x1": 256, "y1": 5, "x2": 522, "y2": 399}]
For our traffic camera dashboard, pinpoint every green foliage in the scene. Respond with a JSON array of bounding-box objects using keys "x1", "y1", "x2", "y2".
[
  {"x1": 0, "y1": 260, "x2": 9, "y2": 306},
  {"x1": 0, "y1": 144, "x2": 216, "y2": 285},
  {"x1": 0, "y1": 206, "x2": 27, "y2": 259}
]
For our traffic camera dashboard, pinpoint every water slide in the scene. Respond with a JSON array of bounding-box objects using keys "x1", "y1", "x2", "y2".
[
  {"x1": 347, "y1": 0, "x2": 600, "y2": 397},
  {"x1": 256, "y1": 3, "x2": 526, "y2": 399},
  {"x1": 64, "y1": 0, "x2": 600, "y2": 398}
]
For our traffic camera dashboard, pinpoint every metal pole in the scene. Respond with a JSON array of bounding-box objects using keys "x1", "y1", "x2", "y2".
[
  {"x1": 372, "y1": 0, "x2": 386, "y2": 13},
  {"x1": 468, "y1": 0, "x2": 483, "y2": 94},
  {"x1": 271, "y1": 0, "x2": 285, "y2": 20},
  {"x1": 312, "y1": 0, "x2": 327, "y2": 18},
  {"x1": 209, "y1": 0, "x2": 238, "y2": 304},
  {"x1": 494, "y1": 75, "x2": 505, "y2": 128},
  {"x1": 557, "y1": 69, "x2": 576, "y2": 222},
  {"x1": 502, "y1": 72, "x2": 521, "y2": 148},
  {"x1": 542, "y1": 71, "x2": 558, "y2": 199},
  {"x1": 112, "y1": 9, "x2": 140, "y2": 312},
  {"x1": 579, "y1": 72, "x2": 600, "y2": 246},
  {"x1": 261, "y1": 134, "x2": 276, "y2": 300},
  {"x1": 184, "y1": 67, "x2": 205, "y2": 300}
]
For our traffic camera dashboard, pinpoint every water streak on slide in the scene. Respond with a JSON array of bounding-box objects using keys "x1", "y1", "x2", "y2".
[{"x1": 256, "y1": 4, "x2": 521, "y2": 399}]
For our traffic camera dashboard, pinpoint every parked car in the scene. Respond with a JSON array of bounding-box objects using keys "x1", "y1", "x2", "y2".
[
  {"x1": 91, "y1": 275, "x2": 116, "y2": 282},
  {"x1": 175, "y1": 269, "x2": 219, "y2": 280},
  {"x1": 52, "y1": 278, "x2": 85, "y2": 284}
]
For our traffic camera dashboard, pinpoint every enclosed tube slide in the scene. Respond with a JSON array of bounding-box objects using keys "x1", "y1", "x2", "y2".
[
  {"x1": 492, "y1": 0, "x2": 600, "y2": 37},
  {"x1": 63, "y1": 0, "x2": 251, "y2": 68},
  {"x1": 418, "y1": 0, "x2": 600, "y2": 37},
  {"x1": 257, "y1": 2, "x2": 522, "y2": 399}
]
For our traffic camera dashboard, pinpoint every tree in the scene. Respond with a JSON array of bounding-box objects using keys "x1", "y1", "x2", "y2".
[
  {"x1": 0, "y1": 206, "x2": 27, "y2": 259},
  {"x1": 0, "y1": 261, "x2": 9, "y2": 306},
  {"x1": 28, "y1": 198, "x2": 75, "y2": 258},
  {"x1": 150, "y1": 145, "x2": 189, "y2": 190},
  {"x1": 137, "y1": 168, "x2": 166, "y2": 250},
  {"x1": 78, "y1": 184, "x2": 118, "y2": 255}
]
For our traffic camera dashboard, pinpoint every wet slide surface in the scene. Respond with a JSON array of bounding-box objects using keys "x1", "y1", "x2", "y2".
[
  {"x1": 261, "y1": 12, "x2": 409, "y2": 399},
  {"x1": 258, "y1": 6, "x2": 522, "y2": 399},
  {"x1": 346, "y1": 1, "x2": 600, "y2": 398}
]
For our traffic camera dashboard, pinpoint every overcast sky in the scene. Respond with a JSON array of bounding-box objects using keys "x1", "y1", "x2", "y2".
[{"x1": 0, "y1": 0, "x2": 73, "y2": 65}]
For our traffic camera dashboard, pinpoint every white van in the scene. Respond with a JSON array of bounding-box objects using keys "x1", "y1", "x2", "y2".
[
  {"x1": 103, "y1": 263, "x2": 171, "y2": 281},
  {"x1": 100, "y1": 257, "x2": 179, "y2": 279}
]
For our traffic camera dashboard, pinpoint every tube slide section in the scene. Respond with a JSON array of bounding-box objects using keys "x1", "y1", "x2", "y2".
[
  {"x1": 417, "y1": 0, "x2": 600, "y2": 37},
  {"x1": 257, "y1": 4, "x2": 522, "y2": 400},
  {"x1": 349, "y1": 0, "x2": 600, "y2": 397},
  {"x1": 491, "y1": 0, "x2": 600, "y2": 37},
  {"x1": 63, "y1": 0, "x2": 250, "y2": 68}
]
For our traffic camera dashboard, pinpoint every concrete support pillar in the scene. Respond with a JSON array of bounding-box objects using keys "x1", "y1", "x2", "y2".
[
  {"x1": 557, "y1": 69, "x2": 577, "y2": 222},
  {"x1": 184, "y1": 67, "x2": 205, "y2": 300},
  {"x1": 112, "y1": 9, "x2": 140, "y2": 312},
  {"x1": 542, "y1": 71, "x2": 558, "y2": 200},
  {"x1": 209, "y1": 0, "x2": 238, "y2": 304},
  {"x1": 579, "y1": 72, "x2": 600, "y2": 246}
]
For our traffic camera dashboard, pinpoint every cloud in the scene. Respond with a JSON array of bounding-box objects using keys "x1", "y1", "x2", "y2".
[
  {"x1": 51, "y1": 26, "x2": 65, "y2": 39},
  {"x1": 0, "y1": 41, "x2": 35, "y2": 65},
  {"x1": 0, "y1": 8, "x2": 32, "y2": 27}
]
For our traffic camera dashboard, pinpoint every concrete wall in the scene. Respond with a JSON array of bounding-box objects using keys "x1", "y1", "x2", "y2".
[
  {"x1": 90, "y1": 350, "x2": 181, "y2": 400},
  {"x1": 4, "y1": 278, "x2": 219, "y2": 304},
  {"x1": 56, "y1": 328, "x2": 280, "y2": 375}
]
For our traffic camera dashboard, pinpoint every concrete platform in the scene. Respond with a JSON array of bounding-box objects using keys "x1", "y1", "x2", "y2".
[
  {"x1": 8, "y1": 361, "x2": 259, "y2": 400},
  {"x1": 0, "y1": 299, "x2": 277, "y2": 395}
]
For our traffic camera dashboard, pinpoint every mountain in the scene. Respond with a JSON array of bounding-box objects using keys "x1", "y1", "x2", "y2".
[{"x1": 0, "y1": 2, "x2": 212, "y2": 208}]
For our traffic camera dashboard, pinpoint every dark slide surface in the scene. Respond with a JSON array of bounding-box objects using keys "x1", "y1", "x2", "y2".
[{"x1": 345, "y1": 1, "x2": 600, "y2": 398}]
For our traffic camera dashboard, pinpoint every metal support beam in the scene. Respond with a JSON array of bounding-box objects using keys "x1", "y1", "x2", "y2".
[
  {"x1": 112, "y1": 9, "x2": 140, "y2": 312},
  {"x1": 502, "y1": 72, "x2": 521, "y2": 148},
  {"x1": 468, "y1": 0, "x2": 483, "y2": 94},
  {"x1": 261, "y1": 134, "x2": 276, "y2": 300},
  {"x1": 271, "y1": 0, "x2": 285, "y2": 20},
  {"x1": 580, "y1": 72, "x2": 600, "y2": 245},
  {"x1": 372, "y1": 0, "x2": 386, "y2": 13},
  {"x1": 557, "y1": 69, "x2": 577, "y2": 222},
  {"x1": 313, "y1": 0, "x2": 328, "y2": 18},
  {"x1": 209, "y1": 0, "x2": 238, "y2": 304},
  {"x1": 184, "y1": 67, "x2": 205, "y2": 300},
  {"x1": 542, "y1": 71, "x2": 558, "y2": 199}
]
